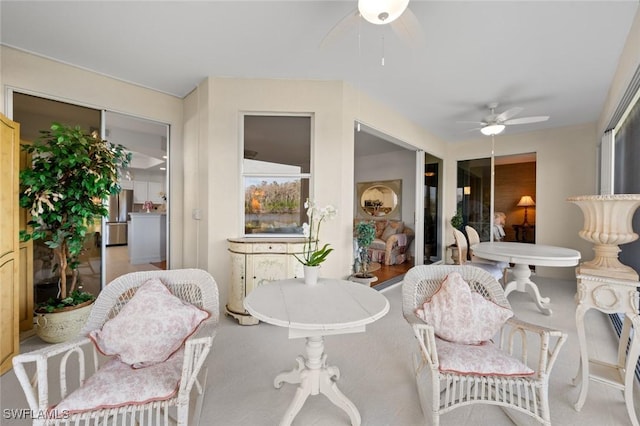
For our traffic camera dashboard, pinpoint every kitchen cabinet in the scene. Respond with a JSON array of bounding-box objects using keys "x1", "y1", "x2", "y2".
[
  {"x1": 119, "y1": 180, "x2": 134, "y2": 190},
  {"x1": 128, "y1": 212, "x2": 166, "y2": 264},
  {"x1": 226, "y1": 237, "x2": 306, "y2": 325},
  {"x1": 133, "y1": 180, "x2": 165, "y2": 204}
]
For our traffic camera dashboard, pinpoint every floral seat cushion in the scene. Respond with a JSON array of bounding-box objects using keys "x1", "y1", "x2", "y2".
[
  {"x1": 53, "y1": 349, "x2": 183, "y2": 415},
  {"x1": 435, "y1": 338, "x2": 534, "y2": 377}
]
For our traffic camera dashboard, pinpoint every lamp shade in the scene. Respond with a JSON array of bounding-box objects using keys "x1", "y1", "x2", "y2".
[
  {"x1": 517, "y1": 195, "x2": 536, "y2": 207},
  {"x1": 358, "y1": 0, "x2": 410, "y2": 25},
  {"x1": 480, "y1": 123, "x2": 505, "y2": 136}
]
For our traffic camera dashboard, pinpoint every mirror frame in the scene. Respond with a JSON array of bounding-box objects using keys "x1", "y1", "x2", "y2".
[{"x1": 356, "y1": 179, "x2": 402, "y2": 220}]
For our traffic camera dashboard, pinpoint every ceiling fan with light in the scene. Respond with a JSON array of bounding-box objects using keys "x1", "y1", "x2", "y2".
[
  {"x1": 321, "y1": 0, "x2": 422, "y2": 48},
  {"x1": 467, "y1": 103, "x2": 550, "y2": 136}
]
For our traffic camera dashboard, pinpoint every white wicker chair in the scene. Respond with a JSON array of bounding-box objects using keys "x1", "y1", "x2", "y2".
[
  {"x1": 402, "y1": 265, "x2": 566, "y2": 426},
  {"x1": 13, "y1": 269, "x2": 219, "y2": 426}
]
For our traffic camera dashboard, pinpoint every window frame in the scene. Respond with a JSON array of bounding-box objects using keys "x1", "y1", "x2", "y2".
[{"x1": 240, "y1": 112, "x2": 313, "y2": 237}]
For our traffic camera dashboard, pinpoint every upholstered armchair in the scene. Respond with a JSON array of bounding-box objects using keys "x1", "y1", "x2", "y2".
[{"x1": 355, "y1": 219, "x2": 414, "y2": 265}]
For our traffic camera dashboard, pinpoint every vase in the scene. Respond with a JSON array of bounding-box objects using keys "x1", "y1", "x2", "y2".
[
  {"x1": 568, "y1": 194, "x2": 640, "y2": 280},
  {"x1": 303, "y1": 265, "x2": 320, "y2": 286}
]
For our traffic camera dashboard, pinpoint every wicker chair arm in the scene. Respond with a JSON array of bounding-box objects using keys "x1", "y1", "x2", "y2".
[
  {"x1": 179, "y1": 318, "x2": 217, "y2": 396},
  {"x1": 504, "y1": 316, "x2": 567, "y2": 376},
  {"x1": 13, "y1": 336, "x2": 92, "y2": 363},
  {"x1": 12, "y1": 336, "x2": 96, "y2": 412},
  {"x1": 411, "y1": 322, "x2": 439, "y2": 371}
]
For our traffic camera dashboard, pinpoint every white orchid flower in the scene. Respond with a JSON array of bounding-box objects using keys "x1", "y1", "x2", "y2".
[{"x1": 302, "y1": 222, "x2": 310, "y2": 238}]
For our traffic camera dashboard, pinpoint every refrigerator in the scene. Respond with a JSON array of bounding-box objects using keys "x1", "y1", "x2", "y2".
[{"x1": 105, "y1": 189, "x2": 133, "y2": 246}]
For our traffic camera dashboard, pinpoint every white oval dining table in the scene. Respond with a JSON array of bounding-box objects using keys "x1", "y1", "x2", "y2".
[
  {"x1": 471, "y1": 241, "x2": 581, "y2": 315},
  {"x1": 244, "y1": 277, "x2": 390, "y2": 426}
]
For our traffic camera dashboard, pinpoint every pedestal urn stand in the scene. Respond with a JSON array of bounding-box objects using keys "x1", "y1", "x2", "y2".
[{"x1": 568, "y1": 194, "x2": 640, "y2": 426}]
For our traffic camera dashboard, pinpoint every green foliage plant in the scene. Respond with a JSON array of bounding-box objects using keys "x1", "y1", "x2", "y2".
[
  {"x1": 19, "y1": 123, "x2": 131, "y2": 308},
  {"x1": 450, "y1": 207, "x2": 463, "y2": 230},
  {"x1": 355, "y1": 221, "x2": 376, "y2": 277},
  {"x1": 355, "y1": 221, "x2": 376, "y2": 249}
]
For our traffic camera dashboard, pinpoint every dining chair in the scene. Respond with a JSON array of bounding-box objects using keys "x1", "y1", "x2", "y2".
[
  {"x1": 402, "y1": 264, "x2": 567, "y2": 426},
  {"x1": 465, "y1": 225, "x2": 510, "y2": 282},
  {"x1": 453, "y1": 228, "x2": 505, "y2": 283},
  {"x1": 13, "y1": 269, "x2": 219, "y2": 426}
]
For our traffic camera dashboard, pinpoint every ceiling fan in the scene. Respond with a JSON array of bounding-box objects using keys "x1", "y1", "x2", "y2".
[
  {"x1": 467, "y1": 103, "x2": 550, "y2": 136},
  {"x1": 320, "y1": 0, "x2": 422, "y2": 49}
]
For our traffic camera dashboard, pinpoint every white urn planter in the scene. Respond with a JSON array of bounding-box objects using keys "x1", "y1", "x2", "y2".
[
  {"x1": 568, "y1": 194, "x2": 640, "y2": 280},
  {"x1": 35, "y1": 301, "x2": 93, "y2": 343}
]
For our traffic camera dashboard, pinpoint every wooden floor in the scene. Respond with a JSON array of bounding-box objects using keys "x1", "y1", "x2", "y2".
[{"x1": 371, "y1": 261, "x2": 413, "y2": 286}]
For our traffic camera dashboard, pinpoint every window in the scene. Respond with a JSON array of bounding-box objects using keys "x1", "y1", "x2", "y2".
[{"x1": 242, "y1": 115, "x2": 311, "y2": 235}]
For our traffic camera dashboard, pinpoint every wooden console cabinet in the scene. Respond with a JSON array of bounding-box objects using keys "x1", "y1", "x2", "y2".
[{"x1": 226, "y1": 237, "x2": 306, "y2": 325}]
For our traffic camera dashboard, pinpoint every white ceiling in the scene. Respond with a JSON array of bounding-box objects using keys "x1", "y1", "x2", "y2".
[{"x1": 1, "y1": 1, "x2": 638, "y2": 143}]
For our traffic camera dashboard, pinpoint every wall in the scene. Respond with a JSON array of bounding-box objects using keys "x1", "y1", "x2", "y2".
[
  {"x1": 184, "y1": 77, "x2": 446, "y2": 307},
  {"x1": 599, "y1": 8, "x2": 640, "y2": 132},
  {"x1": 0, "y1": 46, "x2": 185, "y2": 267},
  {"x1": 446, "y1": 123, "x2": 598, "y2": 279}
]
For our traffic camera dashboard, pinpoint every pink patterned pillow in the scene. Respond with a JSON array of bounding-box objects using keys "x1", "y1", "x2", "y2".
[
  {"x1": 54, "y1": 349, "x2": 183, "y2": 415},
  {"x1": 415, "y1": 272, "x2": 513, "y2": 345},
  {"x1": 435, "y1": 338, "x2": 534, "y2": 376},
  {"x1": 89, "y1": 278, "x2": 209, "y2": 368}
]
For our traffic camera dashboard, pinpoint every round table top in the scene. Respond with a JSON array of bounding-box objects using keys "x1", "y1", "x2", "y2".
[
  {"x1": 471, "y1": 241, "x2": 581, "y2": 267},
  {"x1": 244, "y1": 278, "x2": 390, "y2": 331}
]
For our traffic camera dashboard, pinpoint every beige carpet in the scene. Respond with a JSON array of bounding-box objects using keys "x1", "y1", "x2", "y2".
[{"x1": 2, "y1": 275, "x2": 638, "y2": 425}]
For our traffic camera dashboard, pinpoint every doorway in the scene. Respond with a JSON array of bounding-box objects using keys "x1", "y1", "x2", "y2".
[
  {"x1": 11, "y1": 92, "x2": 169, "y2": 303},
  {"x1": 456, "y1": 153, "x2": 537, "y2": 244},
  {"x1": 354, "y1": 125, "x2": 420, "y2": 287}
]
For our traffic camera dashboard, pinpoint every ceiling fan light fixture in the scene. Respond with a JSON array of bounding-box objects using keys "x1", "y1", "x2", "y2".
[
  {"x1": 358, "y1": 0, "x2": 410, "y2": 25},
  {"x1": 481, "y1": 123, "x2": 505, "y2": 136}
]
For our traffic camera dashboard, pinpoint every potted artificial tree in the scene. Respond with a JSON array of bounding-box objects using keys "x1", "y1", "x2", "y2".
[
  {"x1": 352, "y1": 221, "x2": 377, "y2": 285},
  {"x1": 20, "y1": 122, "x2": 130, "y2": 342}
]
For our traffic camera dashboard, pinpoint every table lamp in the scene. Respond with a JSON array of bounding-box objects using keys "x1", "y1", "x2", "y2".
[{"x1": 517, "y1": 195, "x2": 535, "y2": 226}]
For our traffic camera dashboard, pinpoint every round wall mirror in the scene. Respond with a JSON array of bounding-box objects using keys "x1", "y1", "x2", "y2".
[{"x1": 356, "y1": 179, "x2": 402, "y2": 219}]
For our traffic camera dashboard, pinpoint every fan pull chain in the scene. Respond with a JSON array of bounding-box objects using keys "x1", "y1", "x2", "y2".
[{"x1": 381, "y1": 34, "x2": 385, "y2": 66}]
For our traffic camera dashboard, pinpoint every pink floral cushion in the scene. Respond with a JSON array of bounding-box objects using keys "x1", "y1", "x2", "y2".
[
  {"x1": 53, "y1": 349, "x2": 183, "y2": 415},
  {"x1": 415, "y1": 272, "x2": 513, "y2": 345},
  {"x1": 89, "y1": 278, "x2": 209, "y2": 368},
  {"x1": 436, "y1": 338, "x2": 534, "y2": 376}
]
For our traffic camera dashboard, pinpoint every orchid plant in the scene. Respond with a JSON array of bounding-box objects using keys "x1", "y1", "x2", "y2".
[{"x1": 295, "y1": 199, "x2": 337, "y2": 266}]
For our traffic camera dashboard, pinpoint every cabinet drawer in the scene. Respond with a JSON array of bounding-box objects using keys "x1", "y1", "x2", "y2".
[
  {"x1": 252, "y1": 243, "x2": 287, "y2": 253},
  {"x1": 287, "y1": 243, "x2": 307, "y2": 254}
]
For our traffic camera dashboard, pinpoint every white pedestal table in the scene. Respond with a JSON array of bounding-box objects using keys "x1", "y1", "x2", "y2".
[
  {"x1": 471, "y1": 241, "x2": 581, "y2": 315},
  {"x1": 244, "y1": 277, "x2": 389, "y2": 426}
]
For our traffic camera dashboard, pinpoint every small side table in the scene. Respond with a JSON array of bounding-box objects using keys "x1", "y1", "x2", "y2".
[
  {"x1": 512, "y1": 224, "x2": 535, "y2": 243},
  {"x1": 573, "y1": 273, "x2": 640, "y2": 426}
]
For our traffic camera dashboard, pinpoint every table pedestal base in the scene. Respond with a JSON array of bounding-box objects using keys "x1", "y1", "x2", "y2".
[
  {"x1": 274, "y1": 335, "x2": 361, "y2": 426},
  {"x1": 503, "y1": 263, "x2": 552, "y2": 315}
]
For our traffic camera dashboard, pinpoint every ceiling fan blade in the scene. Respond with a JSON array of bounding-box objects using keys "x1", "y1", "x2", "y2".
[
  {"x1": 495, "y1": 107, "x2": 523, "y2": 123},
  {"x1": 456, "y1": 120, "x2": 485, "y2": 125},
  {"x1": 504, "y1": 116, "x2": 550, "y2": 125},
  {"x1": 319, "y1": 8, "x2": 360, "y2": 50},
  {"x1": 390, "y1": 8, "x2": 425, "y2": 47}
]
